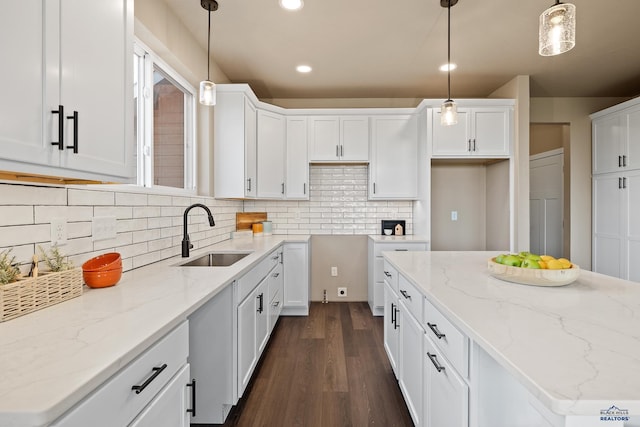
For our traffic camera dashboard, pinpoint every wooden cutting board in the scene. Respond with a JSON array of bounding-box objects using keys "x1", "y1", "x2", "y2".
[{"x1": 236, "y1": 212, "x2": 267, "y2": 231}]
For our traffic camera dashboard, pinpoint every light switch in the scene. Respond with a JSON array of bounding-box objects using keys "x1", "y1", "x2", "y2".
[
  {"x1": 92, "y1": 216, "x2": 117, "y2": 241},
  {"x1": 451, "y1": 211, "x2": 458, "y2": 221}
]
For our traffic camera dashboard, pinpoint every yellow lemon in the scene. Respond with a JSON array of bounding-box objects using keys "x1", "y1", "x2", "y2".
[
  {"x1": 540, "y1": 255, "x2": 555, "y2": 262},
  {"x1": 558, "y1": 258, "x2": 572, "y2": 269},
  {"x1": 538, "y1": 260, "x2": 547, "y2": 269},
  {"x1": 546, "y1": 259, "x2": 564, "y2": 270}
]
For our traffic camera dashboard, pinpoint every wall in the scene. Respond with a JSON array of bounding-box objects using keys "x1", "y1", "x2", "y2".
[
  {"x1": 0, "y1": 182, "x2": 242, "y2": 275},
  {"x1": 485, "y1": 160, "x2": 511, "y2": 250},
  {"x1": 309, "y1": 236, "x2": 368, "y2": 302},
  {"x1": 530, "y1": 97, "x2": 628, "y2": 269}
]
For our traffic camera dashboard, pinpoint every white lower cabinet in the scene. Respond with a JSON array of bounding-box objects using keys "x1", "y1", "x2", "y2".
[
  {"x1": 129, "y1": 364, "x2": 191, "y2": 427},
  {"x1": 268, "y1": 263, "x2": 284, "y2": 334},
  {"x1": 398, "y1": 300, "x2": 424, "y2": 426},
  {"x1": 383, "y1": 280, "x2": 400, "y2": 377},
  {"x1": 282, "y1": 242, "x2": 310, "y2": 315},
  {"x1": 51, "y1": 322, "x2": 190, "y2": 427},
  {"x1": 424, "y1": 335, "x2": 468, "y2": 427},
  {"x1": 238, "y1": 277, "x2": 269, "y2": 397},
  {"x1": 187, "y1": 284, "x2": 234, "y2": 424}
]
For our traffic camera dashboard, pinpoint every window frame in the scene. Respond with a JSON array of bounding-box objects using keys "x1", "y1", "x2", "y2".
[{"x1": 133, "y1": 39, "x2": 197, "y2": 192}]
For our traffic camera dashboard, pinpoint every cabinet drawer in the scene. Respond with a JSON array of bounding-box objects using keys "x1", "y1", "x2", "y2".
[
  {"x1": 382, "y1": 260, "x2": 399, "y2": 293},
  {"x1": 237, "y1": 249, "x2": 280, "y2": 302},
  {"x1": 398, "y1": 275, "x2": 423, "y2": 323},
  {"x1": 374, "y1": 242, "x2": 427, "y2": 257},
  {"x1": 424, "y1": 298, "x2": 469, "y2": 378},
  {"x1": 52, "y1": 321, "x2": 189, "y2": 427}
]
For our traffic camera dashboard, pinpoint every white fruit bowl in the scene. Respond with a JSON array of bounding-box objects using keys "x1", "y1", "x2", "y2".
[{"x1": 487, "y1": 258, "x2": 580, "y2": 287}]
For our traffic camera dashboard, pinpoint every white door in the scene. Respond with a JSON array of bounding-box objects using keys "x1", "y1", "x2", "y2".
[
  {"x1": 283, "y1": 243, "x2": 309, "y2": 308},
  {"x1": 625, "y1": 170, "x2": 640, "y2": 282},
  {"x1": 256, "y1": 110, "x2": 285, "y2": 198},
  {"x1": 285, "y1": 116, "x2": 309, "y2": 199},
  {"x1": 256, "y1": 278, "x2": 270, "y2": 355},
  {"x1": 307, "y1": 117, "x2": 340, "y2": 161},
  {"x1": 398, "y1": 303, "x2": 424, "y2": 427},
  {"x1": 244, "y1": 99, "x2": 257, "y2": 197},
  {"x1": 237, "y1": 290, "x2": 257, "y2": 397},
  {"x1": 431, "y1": 109, "x2": 471, "y2": 156},
  {"x1": 340, "y1": 116, "x2": 369, "y2": 161},
  {"x1": 593, "y1": 173, "x2": 624, "y2": 278},
  {"x1": 472, "y1": 108, "x2": 510, "y2": 156},
  {"x1": 530, "y1": 150, "x2": 564, "y2": 257},
  {"x1": 592, "y1": 114, "x2": 622, "y2": 175},
  {"x1": 383, "y1": 282, "x2": 399, "y2": 377}
]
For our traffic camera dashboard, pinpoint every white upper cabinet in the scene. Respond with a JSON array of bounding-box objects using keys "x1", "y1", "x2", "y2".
[
  {"x1": 214, "y1": 91, "x2": 257, "y2": 198},
  {"x1": 256, "y1": 110, "x2": 286, "y2": 199},
  {"x1": 369, "y1": 115, "x2": 418, "y2": 199},
  {"x1": 431, "y1": 107, "x2": 512, "y2": 157},
  {"x1": 285, "y1": 117, "x2": 309, "y2": 199},
  {"x1": 307, "y1": 116, "x2": 369, "y2": 162},
  {"x1": 0, "y1": 0, "x2": 134, "y2": 181},
  {"x1": 592, "y1": 104, "x2": 640, "y2": 175}
]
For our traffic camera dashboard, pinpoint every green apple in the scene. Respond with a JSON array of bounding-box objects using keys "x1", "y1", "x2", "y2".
[
  {"x1": 524, "y1": 253, "x2": 542, "y2": 262},
  {"x1": 521, "y1": 258, "x2": 541, "y2": 269},
  {"x1": 495, "y1": 254, "x2": 507, "y2": 264},
  {"x1": 501, "y1": 254, "x2": 522, "y2": 267},
  {"x1": 518, "y1": 251, "x2": 531, "y2": 258}
]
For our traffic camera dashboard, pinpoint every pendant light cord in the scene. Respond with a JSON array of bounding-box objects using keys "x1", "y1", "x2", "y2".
[
  {"x1": 207, "y1": 7, "x2": 211, "y2": 81},
  {"x1": 447, "y1": 0, "x2": 451, "y2": 102}
]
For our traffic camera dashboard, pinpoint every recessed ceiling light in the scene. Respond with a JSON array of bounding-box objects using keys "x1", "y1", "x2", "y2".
[
  {"x1": 296, "y1": 65, "x2": 312, "y2": 73},
  {"x1": 279, "y1": 0, "x2": 304, "y2": 10},
  {"x1": 439, "y1": 63, "x2": 457, "y2": 72}
]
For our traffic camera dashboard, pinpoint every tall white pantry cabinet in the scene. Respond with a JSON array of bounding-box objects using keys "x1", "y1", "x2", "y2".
[{"x1": 591, "y1": 97, "x2": 640, "y2": 282}]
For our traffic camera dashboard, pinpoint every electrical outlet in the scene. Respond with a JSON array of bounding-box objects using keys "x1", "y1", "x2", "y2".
[
  {"x1": 451, "y1": 211, "x2": 458, "y2": 221},
  {"x1": 338, "y1": 287, "x2": 347, "y2": 297},
  {"x1": 331, "y1": 266, "x2": 338, "y2": 277},
  {"x1": 50, "y1": 218, "x2": 68, "y2": 246}
]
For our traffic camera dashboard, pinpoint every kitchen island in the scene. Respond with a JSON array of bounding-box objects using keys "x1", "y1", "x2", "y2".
[
  {"x1": 0, "y1": 235, "x2": 309, "y2": 427},
  {"x1": 383, "y1": 251, "x2": 640, "y2": 427}
]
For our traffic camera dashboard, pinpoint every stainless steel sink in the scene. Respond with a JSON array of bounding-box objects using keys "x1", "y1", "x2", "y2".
[{"x1": 178, "y1": 252, "x2": 251, "y2": 267}]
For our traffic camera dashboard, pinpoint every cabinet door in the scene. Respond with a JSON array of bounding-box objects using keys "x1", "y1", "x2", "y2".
[
  {"x1": 340, "y1": 116, "x2": 369, "y2": 161},
  {"x1": 237, "y1": 289, "x2": 257, "y2": 397},
  {"x1": 283, "y1": 243, "x2": 309, "y2": 313},
  {"x1": 0, "y1": 1, "x2": 55, "y2": 168},
  {"x1": 286, "y1": 116, "x2": 309, "y2": 199},
  {"x1": 129, "y1": 364, "x2": 191, "y2": 427},
  {"x1": 424, "y1": 336, "x2": 468, "y2": 427},
  {"x1": 593, "y1": 114, "x2": 623, "y2": 175},
  {"x1": 256, "y1": 278, "x2": 270, "y2": 355},
  {"x1": 369, "y1": 115, "x2": 418, "y2": 199},
  {"x1": 431, "y1": 109, "x2": 472, "y2": 156},
  {"x1": 625, "y1": 107, "x2": 640, "y2": 171},
  {"x1": 383, "y1": 282, "x2": 400, "y2": 377},
  {"x1": 308, "y1": 116, "x2": 340, "y2": 161},
  {"x1": 245, "y1": 100, "x2": 258, "y2": 197},
  {"x1": 593, "y1": 174, "x2": 624, "y2": 278},
  {"x1": 58, "y1": 0, "x2": 134, "y2": 180},
  {"x1": 472, "y1": 108, "x2": 510, "y2": 156},
  {"x1": 257, "y1": 110, "x2": 285, "y2": 198},
  {"x1": 398, "y1": 303, "x2": 424, "y2": 426},
  {"x1": 625, "y1": 170, "x2": 640, "y2": 282}
]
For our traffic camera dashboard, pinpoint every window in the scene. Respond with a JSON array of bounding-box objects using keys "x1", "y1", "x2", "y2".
[{"x1": 134, "y1": 41, "x2": 196, "y2": 190}]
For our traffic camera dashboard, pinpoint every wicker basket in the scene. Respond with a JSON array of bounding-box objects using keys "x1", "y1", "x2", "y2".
[{"x1": 0, "y1": 268, "x2": 83, "y2": 322}]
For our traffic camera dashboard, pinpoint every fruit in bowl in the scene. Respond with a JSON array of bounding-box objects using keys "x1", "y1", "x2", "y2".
[{"x1": 488, "y1": 252, "x2": 579, "y2": 287}]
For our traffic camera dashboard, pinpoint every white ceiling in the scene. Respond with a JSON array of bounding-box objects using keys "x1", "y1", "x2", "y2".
[{"x1": 164, "y1": 0, "x2": 640, "y2": 100}]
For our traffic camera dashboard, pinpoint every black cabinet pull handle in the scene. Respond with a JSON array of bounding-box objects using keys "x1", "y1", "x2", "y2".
[
  {"x1": 394, "y1": 307, "x2": 399, "y2": 329},
  {"x1": 467, "y1": 139, "x2": 471, "y2": 152},
  {"x1": 399, "y1": 289, "x2": 411, "y2": 301},
  {"x1": 390, "y1": 302, "x2": 396, "y2": 324},
  {"x1": 623, "y1": 177, "x2": 627, "y2": 189},
  {"x1": 473, "y1": 138, "x2": 477, "y2": 151},
  {"x1": 281, "y1": 182, "x2": 285, "y2": 194},
  {"x1": 66, "y1": 111, "x2": 78, "y2": 153},
  {"x1": 187, "y1": 379, "x2": 196, "y2": 416},
  {"x1": 619, "y1": 177, "x2": 623, "y2": 189},
  {"x1": 272, "y1": 272, "x2": 280, "y2": 278},
  {"x1": 427, "y1": 352, "x2": 445, "y2": 372},
  {"x1": 336, "y1": 145, "x2": 339, "y2": 157},
  {"x1": 341, "y1": 145, "x2": 344, "y2": 157},
  {"x1": 384, "y1": 271, "x2": 392, "y2": 278},
  {"x1": 304, "y1": 182, "x2": 306, "y2": 194},
  {"x1": 373, "y1": 182, "x2": 376, "y2": 194},
  {"x1": 623, "y1": 155, "x2": 627, "y2": 167},
  {"x1": 427, "y1": 322, "x2": 446, "y2": 339},
  {"x1": 394, "y1": 249, "x2": 408, "y2": 251},
  {"x1": 619, "y1": 155, "x2": 623, "y2": 167},
  {"x1": 257, "y1": 293, "x2": 264, "y2": 313},
  {"x1": 51, "y1": 105, "x2": 64, "y2": 150},
  {"x1": 247, "y1": 178, "x2": 252, "y2": 192},
  {"x1": 131, "y1": 363, "x2": 167, "y2": 394},
  {"x1": 279, "y1": 252, "x2": 284, "y2": 264}
]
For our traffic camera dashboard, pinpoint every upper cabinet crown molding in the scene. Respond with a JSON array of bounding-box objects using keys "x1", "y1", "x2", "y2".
[{"x1": 0, "y1": 0, "x2": 134, "y2": 182}]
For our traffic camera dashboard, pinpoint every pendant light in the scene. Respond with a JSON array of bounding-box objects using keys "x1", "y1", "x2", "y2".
[
  {"x1": 199, "y1": 0, "x2": 218, "y2": 106},
  {"x1": 539, "y1": 1, "x2": 576, "y2": 56},
  {"x1": 440, "y1": 0, "x2": 458, "y2": 126}
]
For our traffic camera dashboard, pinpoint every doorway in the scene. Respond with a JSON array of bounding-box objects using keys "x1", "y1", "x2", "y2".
[{"x1": 530, "y1": 149, "x2": 564, "y2": 258}]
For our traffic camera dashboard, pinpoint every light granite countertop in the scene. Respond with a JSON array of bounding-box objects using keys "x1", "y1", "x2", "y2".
[
  {"x1": 383, "y1": 250, "x2": 640, "y2": 418},
  {"x1": 0, "y1": 235, "x2": 309, "y2": 427}
]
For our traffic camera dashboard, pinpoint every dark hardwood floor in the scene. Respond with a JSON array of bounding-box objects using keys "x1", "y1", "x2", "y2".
[{"x1": 222, "y1": 302, "x2": 413, "y2": 427}]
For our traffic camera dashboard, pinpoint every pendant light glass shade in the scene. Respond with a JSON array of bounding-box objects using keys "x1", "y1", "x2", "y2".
[
  {"x1": 441, "y1": 100, "x2": 458, "y2": 126},
  {"x1": 539, "y1": 2, "x2": 576, "y2": 56},
  {"x1": 199, "y1": 80, "x2": 216, "y2": 106}
]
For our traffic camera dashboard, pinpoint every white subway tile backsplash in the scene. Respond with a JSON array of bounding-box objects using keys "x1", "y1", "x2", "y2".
[
  {"x1": 0, "y1": 206, "x2": 34, "y2": 226},
  {"x1": 93, "y1": 206, "x2": 133, "y2": 219},
  {"x1": 116, "y1": 192, "x2": 148, "y2": 206},
  {"x1": 0, "y1": 183, "x2": 66, "y2": 206},
  {"x1": 68, "y1": 189, "x2": 114, "y2": 206},
  {"x1": 0, "y1": 224, "x2": 50, "y2": 247}
]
